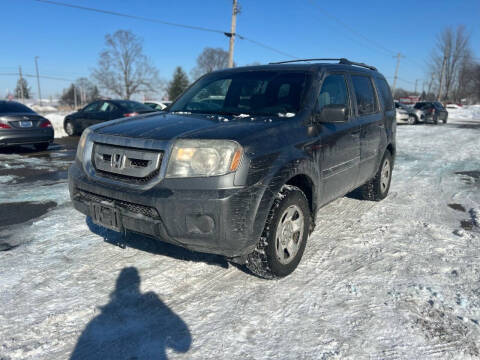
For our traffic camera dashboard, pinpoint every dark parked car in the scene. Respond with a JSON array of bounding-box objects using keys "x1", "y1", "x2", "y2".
[
  {"x1": 413, "y1": 101, "x2": 448, "y2": 124},
  {"x1": 0, "y1": 100, "x2": 54, "y2": 150},
  {"x1": 63, "y1": 100, "x2": 156, "y2": 136},
  {"x1": 69, "y1": 58, "x2": 396, "y2": 278}
]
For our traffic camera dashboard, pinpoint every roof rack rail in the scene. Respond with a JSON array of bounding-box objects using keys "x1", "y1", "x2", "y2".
[{"x1": 268, "y1": 58, "x2": 377, "y2": 71}]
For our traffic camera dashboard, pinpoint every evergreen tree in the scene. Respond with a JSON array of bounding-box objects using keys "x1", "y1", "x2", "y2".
[
  {"x1": 167, "y1": 67, "x2": 189, "y2": 101},
  {"x1": 15, "y1": 77, "x2": 31, "y2": 99},
  {"x1": 60, "y1": 84, "x2": 81, "y2": 107}
]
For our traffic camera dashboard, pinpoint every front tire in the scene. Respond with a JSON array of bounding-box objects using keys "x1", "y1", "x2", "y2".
[
  {"x1": 359, "y1": 150, "x2": 393, "y2": 201},
  {"x1": 408, "y1": 116, "x2": 417, "y2": 125},
  {"x1": 246, "y1": 185, "x2": 311, "y2": 279}
]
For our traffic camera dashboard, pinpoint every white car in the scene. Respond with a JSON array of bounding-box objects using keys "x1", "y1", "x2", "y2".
[
  {"x1": 395, "y1": 101, "x2": 425, "y2": 125},
  {"x1": 144, "y1": 100, "x2": 172, "y2": 111},
  {"x1": 446, "y1": 104, "x2": 461, "y2": 109}
]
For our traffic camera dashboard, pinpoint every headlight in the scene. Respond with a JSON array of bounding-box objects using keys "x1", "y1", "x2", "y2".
[
  {"x1": 166, "y1": 139, "x2": 243, "y2": 178},
  {"x1": 76, "y1": 128, "x2": 92, "y2": 162}
]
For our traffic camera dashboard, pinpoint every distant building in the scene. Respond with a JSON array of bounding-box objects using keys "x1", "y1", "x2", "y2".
[{"x1": 399, "y1": 96, "x2": 420, "y2": 105}]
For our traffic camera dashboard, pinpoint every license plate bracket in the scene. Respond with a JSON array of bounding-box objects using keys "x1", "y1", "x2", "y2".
[{"x1": 90, "y1": 202, "x2": 123, "y2": 232}]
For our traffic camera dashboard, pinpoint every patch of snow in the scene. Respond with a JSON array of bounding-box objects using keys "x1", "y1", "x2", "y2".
[
  {"x1": 0, "y1": 175, "x2": 16, "y2": 183},
  {"x1": 31, "y1": 104, "x2": 58, "y2": 113},
  {"x1": 277, "y1": 112, "x2": 296, "y2": 118},
  {"x1": 44, "y1": 113, "x2": 68, "y2": 138}
]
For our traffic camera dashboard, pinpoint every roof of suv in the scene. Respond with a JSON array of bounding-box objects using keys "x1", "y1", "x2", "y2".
[{"x1": 211, "y1": 59, "x2": 383, "y2": 78}]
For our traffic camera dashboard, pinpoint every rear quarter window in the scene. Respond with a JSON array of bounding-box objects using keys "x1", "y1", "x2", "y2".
[
  {"x1": 351, "y1": 75, "x2": 378, "y2": 115},
  {"x1": 374, "y1": 78, "x2": 394, "y2": 111}
]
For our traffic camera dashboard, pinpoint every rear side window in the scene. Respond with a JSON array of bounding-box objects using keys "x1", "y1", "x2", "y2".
[
  {"x1": 316, "y1": 74, "x2": 350, "y2": 114},
  {"x1": 98, "y1": 102, "x2": 117, "y2": 112},
  {"x1": 374, "y1": 78, "x2": 394, "y2": 111},
  {"x1": 351, "y1": 75, "x2": 377, "y2": 115}
]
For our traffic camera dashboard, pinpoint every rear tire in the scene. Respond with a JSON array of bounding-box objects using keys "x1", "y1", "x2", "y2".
[
  {"x1": 443, "y1": 118, "x2": 447, "y2": 124},
  {"x1": 246, "y1": 185, "x2": 311, "y2": 279},
  {"x1": 359, "y1": 150, "x2": 393, "y2": 201},
  {"x1": 64, "y1": 121, "x2": 77, "y2": 136},
  {"x1": 34, "y1": 143, "x2": 49, "y2": 151}
]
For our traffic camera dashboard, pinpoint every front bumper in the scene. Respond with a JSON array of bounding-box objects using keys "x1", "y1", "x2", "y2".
[
  {"x1": 396, "y1": 113, "x2": 410, "y2": 123},
  {"x1": 68, "y1": 162, "x2": 265, "y2": 258},
  {"x1": 0, "y1": 128, "x2": 54, "y2": 147}
]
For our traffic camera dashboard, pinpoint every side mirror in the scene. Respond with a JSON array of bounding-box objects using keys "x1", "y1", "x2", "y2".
[{"x1": 316, "y1": 104, "x2": 348, "y2": 123}]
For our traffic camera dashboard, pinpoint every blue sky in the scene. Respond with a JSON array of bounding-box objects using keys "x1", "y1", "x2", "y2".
[{"x1": 1, "y1": 0, "x2": 479, "y2": 99}]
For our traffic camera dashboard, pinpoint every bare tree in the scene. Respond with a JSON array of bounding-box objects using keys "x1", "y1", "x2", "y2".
[
  {"x1": 190, "y1": 47, "x2": 231, "y2": 80},
  {"x1": 429, "y1": 25, "x2": 471, "y2": 101},
  {"x1": 92, "y1": 30, "x2": 161, "y2": 99}
]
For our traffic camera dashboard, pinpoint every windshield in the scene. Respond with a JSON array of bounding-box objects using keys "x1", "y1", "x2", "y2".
[
  {"x1": 169, "y1": 71, "x2": 312, "y2": 116},
  {"x1": 0, "y1": 101, "x2": 35, "y2": 114}
]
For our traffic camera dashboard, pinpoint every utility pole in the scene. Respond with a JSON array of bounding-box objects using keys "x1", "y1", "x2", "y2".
[
  {"x1": 34, "y1": 56, "x2": 42, "y2": 106},
  {"x1": 73, "y1": 85, "x2": 77, "y2": 110},
  {"x1": 414, "y1": 79, "x2": 418, "y2": 95},
  {"x1": 18, "y1": 66, "x2": 25, "y2": 103},
  {"x1": 437, "y1": 55, "x2": 447, "y2": 101},
  {"x1": 227, "y1": 0, "x2": 238, "y2": 68},
  {"x1": 391, "y1": 53, "x2": 404, "y2": 95}
]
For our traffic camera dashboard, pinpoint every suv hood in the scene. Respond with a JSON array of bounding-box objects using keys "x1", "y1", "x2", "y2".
[{"x1": 93, "y1": 112, "x2": 285, "y2": 142}]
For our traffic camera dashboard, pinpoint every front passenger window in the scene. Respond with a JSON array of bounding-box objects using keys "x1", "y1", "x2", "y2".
[
  {"x1": 83, "y1": 102, "x2": 99, "y2": 113},
  {"x1": 317, "y1": 75, "x2": 349, "y2": 114}
]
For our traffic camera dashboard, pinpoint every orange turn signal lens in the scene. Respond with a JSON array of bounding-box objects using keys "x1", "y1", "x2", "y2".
[{"x1": 230, "y1": 149, "x2": 242, "y2": 171}]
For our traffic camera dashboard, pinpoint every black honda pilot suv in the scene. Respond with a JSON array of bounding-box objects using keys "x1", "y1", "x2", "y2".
[{"x1": 69, "y1": 58, "x2": 396, "y2": 278}]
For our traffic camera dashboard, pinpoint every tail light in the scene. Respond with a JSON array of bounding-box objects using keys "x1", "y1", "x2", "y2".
[
  {"x1": 0, "y1": 123, "x2": 11, "y2": 129},
  {"x1": 123, "y1": 112, "x2": 138, "y2": 117},
  {"x1": 40, "y1": 119, "x2": 52, "y2": 128}
]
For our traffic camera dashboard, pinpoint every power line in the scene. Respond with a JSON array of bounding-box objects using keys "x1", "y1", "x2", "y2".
[
  {"x1": 308, "y1": 0, "x2": 429, "y2": 73},
  {"x1": 32, "y1": 0, "x2": 297, "y2": 59},
  {"x1": 308, "y1": 0, "x2": 396, "y2": 57},
  {"x1": 0, "y1": 72, "x2": 74, "y2": 82},
  {"x1": 34, "y1": 0, "x2": 226, "y2": 34},
  {"x1": 238, "y1": 36, "x2": 298, "y2": 59}
]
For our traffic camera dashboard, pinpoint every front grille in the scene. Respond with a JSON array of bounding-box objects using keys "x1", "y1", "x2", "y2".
[
  {"x1": 94, "y1": 168, "x2": 161, "y2": 184},
  {"x1": 75, "y1": 189, "x2": 160, "y2": 219},
  {"x1": 92, "y1": 143, "x2": 162, "y2": 183}
]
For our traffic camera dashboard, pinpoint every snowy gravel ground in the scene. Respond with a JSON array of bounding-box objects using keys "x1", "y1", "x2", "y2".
[{"x1": 1, "y1": 108, "x2": 480, "y2": 359}]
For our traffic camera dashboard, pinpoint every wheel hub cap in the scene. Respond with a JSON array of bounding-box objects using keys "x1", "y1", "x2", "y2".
[{"x1": 275, "y1": 205, "x2": 304, "y2": 265}]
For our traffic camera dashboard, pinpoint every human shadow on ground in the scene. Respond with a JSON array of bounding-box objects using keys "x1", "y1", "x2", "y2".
[
  {"x1": 70, "y1": 267, "x2": 192, "y2": 360},
  {"x1": 86, "y1": 217, "x2": 229, "y2": 269}
]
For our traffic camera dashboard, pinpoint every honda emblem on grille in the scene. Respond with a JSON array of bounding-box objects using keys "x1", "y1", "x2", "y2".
[{"x1": 111, "y1": 153, "x2": 125, "y2": 169}]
